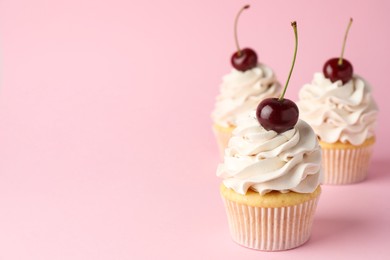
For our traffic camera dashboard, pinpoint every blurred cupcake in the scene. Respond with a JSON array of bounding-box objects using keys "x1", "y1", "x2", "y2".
[
  {"x1": 217, "y1": 114, "x2": 322, "y2": 251},
  {"x1": 212, "y1": 64, "x2": 281, "y2": 157},
  {"x1": 297, "y1": 73, "x2": 378, "y2": 184},
  {"x1": 297, "y1": 18, "x2": 378, "y2": 184},
  {"x1": 211, "y1": 5, "x2": 280, "y2": 158}
]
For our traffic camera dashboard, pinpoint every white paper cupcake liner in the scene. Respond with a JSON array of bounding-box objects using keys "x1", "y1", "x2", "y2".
[
  {"x1": 321, "y1": 144, "x2": 373, "y2": 185},
  {"x1": 221, "y1": 195, "x2": 320, "y2": 251}
]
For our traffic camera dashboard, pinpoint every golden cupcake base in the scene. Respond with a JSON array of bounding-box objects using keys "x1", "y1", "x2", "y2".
[
  {"x1": 320, "y1": 137, "x2": 375, "y2": 185},
  {"x1": 220, "y1": 184, "x2": 321, "y2": 251},
  {"x1": 212, "y1": 124, "x2": 235, "y2": 158}
]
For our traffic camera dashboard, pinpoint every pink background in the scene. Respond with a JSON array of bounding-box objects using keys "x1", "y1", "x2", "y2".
[{"x1": 1, "y1": 0, "x2": 390, "y2": 259}]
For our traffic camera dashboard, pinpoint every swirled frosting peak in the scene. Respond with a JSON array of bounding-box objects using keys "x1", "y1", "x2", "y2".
[
  {"x1": 297, "y1": 73, "x2": 378, "y2": 145},
  {"x1": 217, "y1": 113, "x2": 322, "y2": 195},
  {"x1": 211, "y1": 64, "x2": 281, "y2": 127}
]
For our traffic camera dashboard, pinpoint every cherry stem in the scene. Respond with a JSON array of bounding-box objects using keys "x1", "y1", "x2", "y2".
[
  {"x1": 234, "y1": 5, "x2": 250, "y2": 56},
  {"x1": 338, "y1": 18, "x2": 353, "y2": 66},
  {"x1": 279, "y1": 21, "x2": 298, "y2": 101}
]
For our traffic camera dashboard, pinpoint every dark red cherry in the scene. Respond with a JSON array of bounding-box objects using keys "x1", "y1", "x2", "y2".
[
  {"x1": 323, "y1": 57, "x2": 353, "y2": 84},
  {"x1": 231, "y1": 48, "x2": 258, "y2": 71},
  {"x1": 231, "y1": 6, "x2": 257, "y2": 72},
  {"x1": 256, "y1": 98, "x2": 299, "y2": 133},
  {"x1": 256, "y1": 22, "x2": 299, "y2": 133},
  {"x1": 324, "y1": 18, "x2": 354, "y2": 85}
]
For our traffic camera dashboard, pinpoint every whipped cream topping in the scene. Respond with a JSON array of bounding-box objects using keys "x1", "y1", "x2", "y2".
[
  {"x1": 297, "y1": 73, "x2": 378, "y2": 145},
  {"x1": 212, "y1": 64, "x2": 281, "y2": 127},
  {"x1": 217, "y1": 114, "x2": 322, "y2": 195}
]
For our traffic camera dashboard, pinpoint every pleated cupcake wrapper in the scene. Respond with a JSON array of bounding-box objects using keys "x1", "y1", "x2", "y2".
[
  {"x1": 212, "y1": 126, "x2": 233, "y2": 159},
  {"x1": 221, "y1": 196, "x2": 320, "y2": 251},
  {"x1": 321, "y1": 144, "x2": 373, "y2": 185}
]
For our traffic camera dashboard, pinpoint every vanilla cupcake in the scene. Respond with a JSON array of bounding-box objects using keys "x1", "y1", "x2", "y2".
[
  {"x1": 297, "y1": 18, "x2": 378, "y2": 184},
  {"x1": 211, "y1": 5, "x2": 281, "y2": 157},
  {"x1": 217, "y1": 115, "x2": 322, "y2": 251},
  {"x1": 298, "y1": 73, "x2": 378, "y2": 184},
  {"x1": 217, "y1": 21, "x2": 322, "y2": 251}
]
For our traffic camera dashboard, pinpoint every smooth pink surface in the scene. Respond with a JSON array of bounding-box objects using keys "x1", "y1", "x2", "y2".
[{"x1": 1, "y1": 0, "x2": 390, "y2": 259}]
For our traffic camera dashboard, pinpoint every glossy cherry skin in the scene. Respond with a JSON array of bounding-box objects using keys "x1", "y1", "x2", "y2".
[
  {"x1": 323, "y1": 58, "x2": 353, "y2": 84},
  {"x1": 256, "y1": 98, "x2": 299, "y2": 133},
  {"x1": 231, "y1": 48, "x2": 257, "y2": 71}
]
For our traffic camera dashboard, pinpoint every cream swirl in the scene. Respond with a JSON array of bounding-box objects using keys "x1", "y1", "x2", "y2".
[
  {"x1": 217, "y1": 114, "x2": 322, "y2": 195},
  {"x1": 211, "y1": 64, "x2": 281, "y2": 127},
  {"x1": 297, "y1": 73, "x2": 378, "y2": 145}
]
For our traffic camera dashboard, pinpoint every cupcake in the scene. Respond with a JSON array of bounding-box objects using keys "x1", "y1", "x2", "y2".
[
  {"x1": 217, "y1": 116, "x2": 322, "y2": 251},
  {"x1": 211, "y1": 5, "x2": 281, "y2": 157},
  {"x1": 298, "y1": 73, "x2": 377, "y2": 184},
  {"x1": 297, "y1": 18, "x2": 378, "y2": 184},
  {"x1": 217, "y1": 22, "x2": 322, "y2": 251}
]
